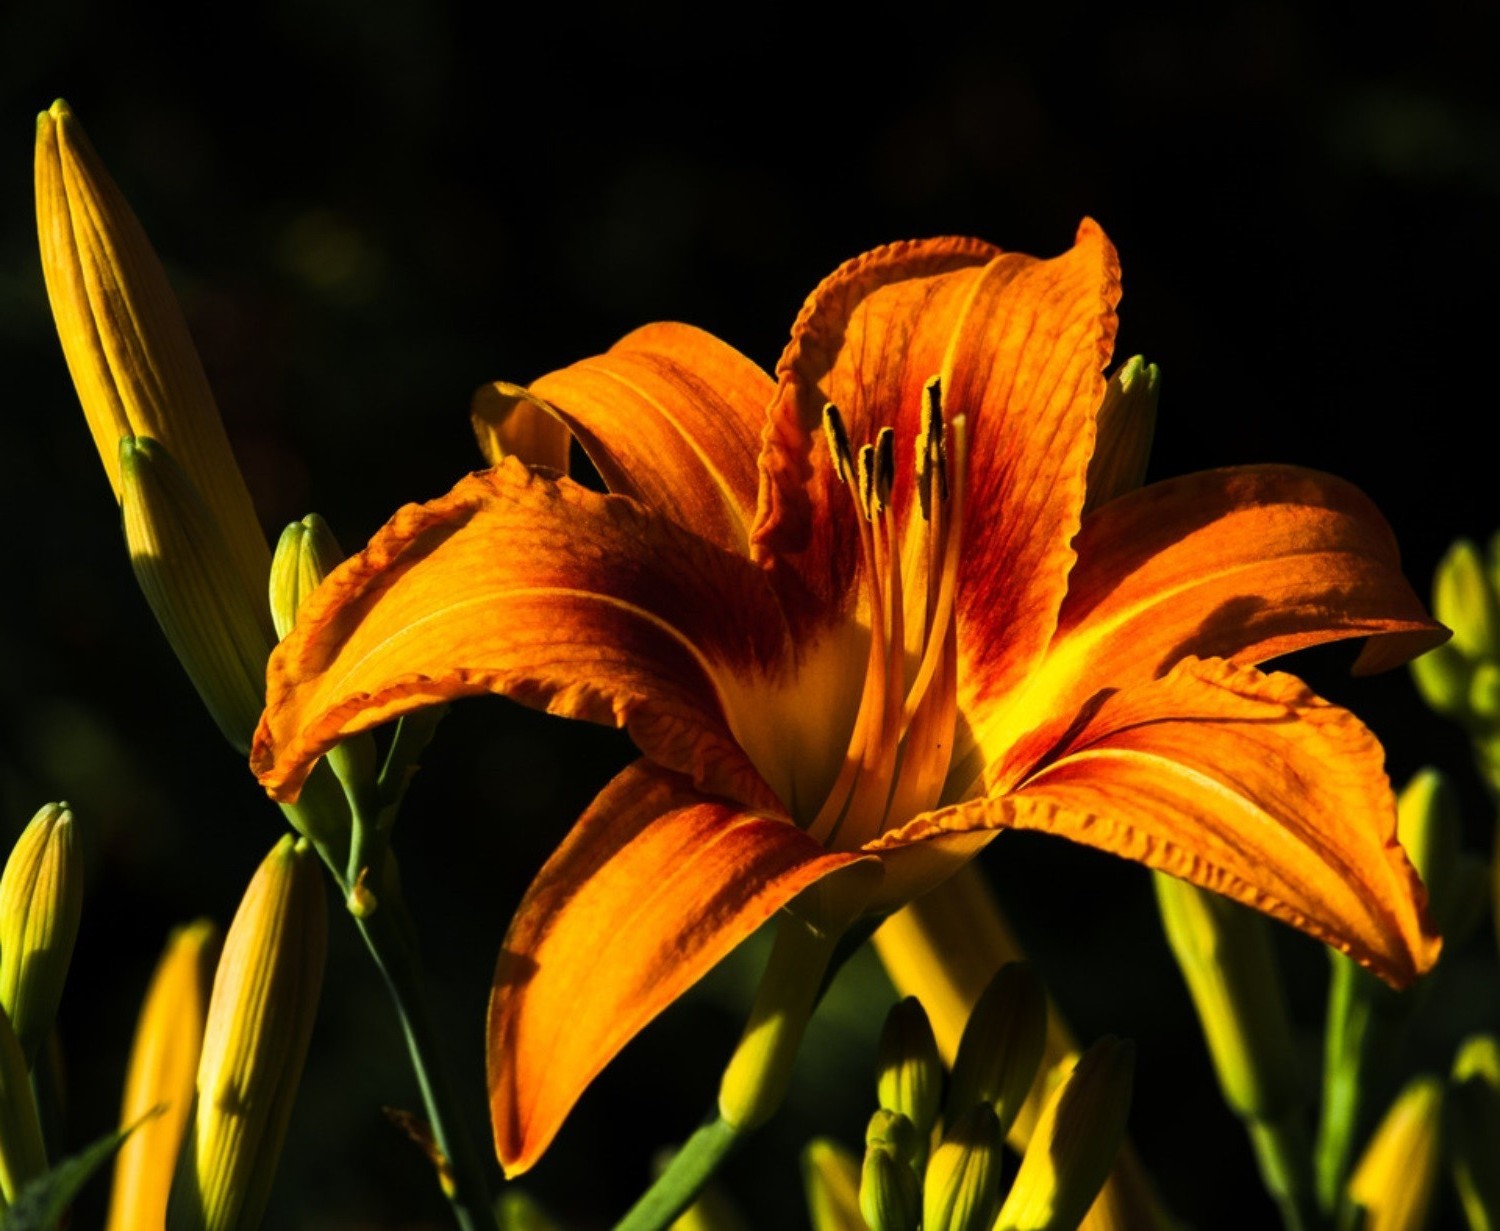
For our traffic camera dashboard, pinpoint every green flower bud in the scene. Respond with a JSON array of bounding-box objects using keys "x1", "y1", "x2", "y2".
[
  {"x1": 802, "y1": 1138, "x2": 865, "y2": 1231},
  {"x1": 996, "y1": 1037, "x2": 1135, "y2": 1231},
  {"x1": 860, "y1": 1141, "x2": 920, "y2": 1231},
  {"x1": 876, "y1": 998, "x2": 942, "y2": 1145},
  {"x1": 1410, "y1": 639, "x2": 1473, "y2": 721},
  {"x1": 268, "y1": 514, "x2": 346, "y2": 641},
  {"x1": 120, "y1": 436, "x2": 275, "y2": 755},
  {"x1": 496, "y1": 1189, "x2": 564, "y2": 1231},
  {"x1": 865, "y1": 1108, "x2": 918, "y2": 1169},
  {"x1": 1434, "y1": 539, "x2": 1500, "y2": 659},
  {"x1": 1347, "y1": 1074, "x2": 1442, "y2": 1231},
  {"x1": 1084, "y1": 356, "x2": 1158, "y2": 512},
  {"x1": 1449, "y1": 1036, "x2": 1500, "y2": 1231},
  {"x1": 947, "y1": 962, "x2": 1048, "y2": 1136},
  {"x1": 0, "y1": 1003, "x2": 46, "y2": 1206},
  {"x1": 1396, "y1": 769, "x2": 1461, "y2": 936},
  {"x1": 0, "y1": 803, "x2": 83, "y2": 1066},
  {"x1": 1469, "y1": 662, "x2": 1500, "y2": 722},
  {"x1": 1154, "y1": 873, "x2": 1298, "y2": 1120},
  {"x1": 167, "y1": 836, "x2": 326, "y2": 1231},
  {"x1": 923, "y1": 1104, "x2": 1004, "y2": 1231}
]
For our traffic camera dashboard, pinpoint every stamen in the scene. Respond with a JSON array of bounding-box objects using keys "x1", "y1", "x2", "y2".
[
  {"x1": 855, "y1": 444, "x2": 877, "y2": 521},
  {"x1": 822, "y1": 403, "x2": 854, "y2": 484},
  {"x1": 916, "y1": 377, "x2": 948, "y2": 520},
  {"x1": 873, "y1": 427, "x2": 895, "y2": 513}
]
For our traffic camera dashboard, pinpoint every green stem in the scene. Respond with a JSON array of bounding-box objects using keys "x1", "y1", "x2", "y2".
[
  {"x1": 1247, "y1": 1114, "x2": 1320, "y2": 1231},
  {"x1": 612, "y1": 1116, "x2": 740, "y2": 1231}
]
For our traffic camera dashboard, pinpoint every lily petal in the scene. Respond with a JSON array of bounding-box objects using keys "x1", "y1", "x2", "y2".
[
  {"x1": 487, "y1": 760, "x2": 862, "y2": 1175},
  {"x1": 880, "y1": 657, "x2": 1440, "y2": 987},
  {"x1": 252, "y1": 460, "x2": 790, "y2": 808},
  {"x1": 475, "y1": 322, "x2": 772, "y2": 555},
  {"x1": 965, "y1": 464, "x2": 1447, "y2": 790}
]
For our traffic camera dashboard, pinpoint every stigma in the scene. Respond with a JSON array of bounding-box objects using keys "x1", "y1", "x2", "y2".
[{"x1": 808, "y1": 378, "x2": 968, "y2": 851}]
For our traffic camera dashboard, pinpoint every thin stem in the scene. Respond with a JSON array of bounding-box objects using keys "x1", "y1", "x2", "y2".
[
  {"x1": 1247, "y1": 1114, "x2": 1321, "y2": 1231},
  {"x1": 612, "y1": 1116, "x2": 739, "y2": 1231}
]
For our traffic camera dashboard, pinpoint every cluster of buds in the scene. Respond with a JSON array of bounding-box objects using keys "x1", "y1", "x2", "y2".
[{"x1": 805, "y1": 964, "x2": 1133, "y2": 1231}]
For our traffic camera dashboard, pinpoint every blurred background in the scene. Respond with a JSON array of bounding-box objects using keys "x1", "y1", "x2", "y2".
[{"x1": 3, "y1": 1, "x2": 1499, "y2": 1226}]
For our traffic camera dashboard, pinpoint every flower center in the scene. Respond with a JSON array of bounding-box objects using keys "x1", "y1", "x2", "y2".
[{"x1": 807, "y1": 378, "x2": 968, "y2": 852}]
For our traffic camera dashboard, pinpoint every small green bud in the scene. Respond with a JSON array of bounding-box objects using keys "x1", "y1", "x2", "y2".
[
  {"x1": 1449, "y1": 1036, "x2": 1500, "y2": 1231},
  {"x1": 876, "y1": 998, "x2": 942, "y2": 1144},
  {"x1": 1154, "y1": 873, "x2": 1298, "y2": 1119},
  {"x1": 996, "y1": 1037, "x2": 1135, "y2": 1231},
  {"x1": 167, "y1": 835, "x2": 327, "y2": 1231},
  {"x1": 802, "y1": 1138, "x2": 865, "y2": 1231},
  {"x1": 865, "y1": 1108, "x2": 918, "y2": 1168},
  {"x1": 120, "y1": 435, "x2": 275, "y2": 755},
  {"x1": 1410, "y1": 639, "x2": 1473, "y2": 720},
  {"x1": 1434, "y1": 539, "x2": 1500, "y2": 659},
  {"x1": 0, "y1": 1003, "x2": 46, "y2": 1205},
  {"x1": 1396, "y1": 769, "x2": 1461, "y2": 935},
  {"x1": 1470, "y1": 662, "x2": 1500, "y2": 721},
  {"x1": 860, "y1": 1141, "x2": 921, "y2": 1231},
  {"x1": 947, "y1": 962, "x2": 1047, "y2": 1136},
  {"x1": 268, "y1": 514, "x2": 346, "y2": 640},
  {"x1": 496, "y1": 1189, "x2": 564, "y2": 1231},
  {"x1": 0, "y1": 803, "x2": 83, "y2": 1066},
  {"x1": 923, "y1": 1104, "x2": 1004, "y2": 1231},
  {"x1": 1347, "y1": 1074, "x2": 1442, "y2": 1230},
  {"x1": 1084, "y1": 356, "x2": 1158, "y2": 512}
]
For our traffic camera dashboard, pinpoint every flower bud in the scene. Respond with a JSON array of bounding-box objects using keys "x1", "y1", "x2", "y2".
[
  {"x1": 865, "y1": 1108, "x2": 919, "y2": 1168},
  {"x1": 923, "y1": 1104, "x2": 1004, "y2": 1231},
  {"x1": 997, "y1": 1038, "x2": 1135, "y2": 1231},
  {"x1": 1347, "y1": 1074, "x2": 1442, "y2": 1231},
  {"x1": 120, "y1": 435, "x2": 274, "y2": 754},
  {"x1": 107, "y1": 920, "x2": 220, "y2": 1231},
  {"x1": 1410, "y1": 639, "x2": 1472, "y2": 721},
  {"x1": 1154, "y1": 872, "x2": 1299, "y2": 1120},
  {"x1": 1448, "y1": 1036, "x2": 1500, "y2": 1231},
  {"x1": 168, "y1": 836, "x2": 326, "y2": 1231},
  {"x1": 35, "y1": 100, "x2": 270, "y2": 606},
  {"x1": 860, "y1": 1140, "x2": 921, "y2": 1231},
  {"x1": 0, "y1": 1003, "x2": 46, "y2": 1206},
  {"x1": 496, "y1": 1189, "x2": 565, "y2": 1231},
  {"x1": 0, "y1": 803, "x2": 83, "y2": 1067},
  {"x1": 1396, "y1": 769, "x2": 1461, "y2": 936},
  {"x1": 268, "y1": 515, "x2": 347, "y2": 641},
  {"x1": 1084, "y1": 356, "x2": 1158, "y2": 512},
  {"x1": 1434, "y1": 539, "x2": 1500, "y2": 660},
  {"x1": 947, "y1": 961, "x2": 1047, "y2": 1137},
  {"x1": 802, "y1": 1138, "x2": 865, "y2": 1231},
  {"x1": 876, "y1": 998, "x2": 942, "y2": 1146}
]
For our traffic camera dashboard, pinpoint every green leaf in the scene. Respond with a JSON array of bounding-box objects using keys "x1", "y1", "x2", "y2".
[{"x1": 1, "y1": 1114, "x2": 151, "y2": 1231}]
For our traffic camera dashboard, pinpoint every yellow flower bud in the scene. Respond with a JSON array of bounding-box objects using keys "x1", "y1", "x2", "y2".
[
  {"x1": 268, "y1": 515, "x2": 346, "y2": 642},
  {"x1": 996, "y1": 1038, "x2": 1135, "y2": 1231},
  {"x1": 0, "y1": 1003, "x2": 46, "y2": 1207},
  {"x1": 1410, "y1": 639, "x2": 1472, "y2": 721},
  {"x1": 1153, "y1": 873, "x2": 1299, "y2": 1120},
  {"x1": 1396, "y1": 769, "x2": 1461, "y2": 936},
  {"x1": 923, "y1": 1104, "x2": 1004, "y2": 1231},
  {"x1": 864, "y1": 1109, "x2": 918, "y2": 1169},
  {"x1": 947, "y1": 961, "x2": 1048, "y2": 1138},
  {"x1": 120, "y1": 435, "x2": 274, "y2": 754},
  {"x1": 1084, "y1": 356, "x2": 1158, "y2": 512},
  {"x1": 1347, "y1": 1075, "x2": 1442, "y2": 1231},
  {"x1": 802, "y1": 1138, "x2": 866, "y2": 1231},
  {"x1": 1448, "y1": 1037, "x2": 1500, "y2": 1231},
  {"x1": 876, "y1": 998, "x2": 941, "y2": 1146},
  {"x1": 34, "y1": 100, "x2": 270, "y2": 607},
  {"x1": 497, "y1": 1189, "x2": 565, "y2": 1231},
  {"x1": 0, "y1": 803, "x2": 83, "y2": 1066},
  {"x1": 167, "y1": 836, "x2": 326, "y2": 1231},
  {"x1": 106, "y1": 920, "x2": 220, "y2": 1231},
  {"x1": 1434, "y1": 539, "x2": 1500, "y2": 660},
  {"x1": 860, "y1": 1140, "x2": 920, "y2": 1231}
]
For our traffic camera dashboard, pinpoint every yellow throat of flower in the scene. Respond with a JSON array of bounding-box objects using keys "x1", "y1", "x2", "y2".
[{"x1": 807, "y1": 378, "x2": 968, "y2": 852}]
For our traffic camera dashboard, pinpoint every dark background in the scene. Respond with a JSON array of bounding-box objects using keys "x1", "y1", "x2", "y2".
[{"x1": 3, "y1": 2, "x2": 1499, "y2": 1227}]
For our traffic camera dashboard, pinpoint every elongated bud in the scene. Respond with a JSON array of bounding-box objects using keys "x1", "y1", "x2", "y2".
[
  {"x1": 997, "y1": 1038, "x2": 1135, "y2": 1231},
  {"x1": 1347, "y1": 1075, "x2": 1442, "y2": 1231},
  {"x1": 1154, "y1": 873, "x2": 1299, "y2": 1120},
  {"x1": 860, "y1": 1141, "x2": 920, "y2": 1231},
  {"x1": 1434, "y1": 539, "x2": 1500, "y2": 660},
  {"x1": 876, "y1": 998, "x2": 942, "y2": 1147},
  {"x1": 947, "y1": 962, "x2": 1048, "y2": 1136},
  {"x1": 269, "y1": 515, "x2": 346, "y2": 640},
  {"x1": 121, "y1": 435, "x2": 274, "y2": 754},
  {"x1": 1448, "y1": 1036, "x2": 1500, "y2": 1231},
  {"x1": 0, "y1": 1004, "x2": 46, "y2": 1206},
  {"x1": 168, "y1": 836, "x2": 326, "y2": 1231},
  {"x1": 35, "y1": 100, "x2": 270, "y2": 605},
  {"x1": 1396, "y1": 769, "x2": 1461, "y2": 935},
  {"x1": 1411, "y1": 639, "x2": 1473, "y2": 721},
  {"x1": 802, "y1": 1138, "x2": 866, "y2": 1231},
  {"x1": 1084, "y1": 356, "x2": 1158, "y2": 512},
  {"x1": 923, "y1": 1104, "x2": 1004, "y2": 1231},
  {"x1": 0, "y1": 803, "x2": 83, "y2": 1066},
  {"x1": 106, "y1": 920, "x2": 220, "y2": 1231}
]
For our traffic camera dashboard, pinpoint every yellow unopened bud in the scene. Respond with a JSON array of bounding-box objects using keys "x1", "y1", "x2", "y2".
[
  {"x1": 35, "y1": 100, "x2": 270, "y2": 606},
  {"x1": 1084, "y1": 356, "x2": 1158, "y2": 512},
  {"x1": 860, "y1": 1140, "x2": 920, "y2": 1231},
  {"x1": 268, "y1": 514, "x2": 346, "y2": 641},
  {"x1": 1396, "y1": 769, "x2": 1461, "y2": 936},
  {"x1": 1410, "y1": 639, "x2": 1473, "y2": 721},
  {"x1": 0, "y1": 803, "x2": 83, "y2": 1066},
  {"x1": 1434, "y1": 539, "x2": 1500, "y2": 659},
  {"x1": 923, "y1": 1104, "x2": 1004, "y2": 1231},
  {"x1": 947, "y1": 962, "x2": 1047, "y2": 1137},
  {"x1": 167, "y1": 836, "x2": 326, "y2": 1231},
  {"x1": 876, "y1": 998, "x2": 941, "y2": 1145},
  {"x1": 1449, "y1": 1036, "x2": 1500, "y2": 1231},
  {"x1": 865, "y1": 1109, "x2": 919, "y2": 1168},
  {"x1": 997, "y1": 1038, "x2": 1135, "y2": 1231},
  {"x1": 802, "y1": 1138, "x2": 866, "y2": 1231},
  {"x1": 107, "y1": 920, "x2": 220, "y2": 1231},
  {"x1": 1347, "y1": 1075, "x2": 1442, "y2": 1231},
  {"x1": 497, "y1": 1189, "x2": 565, "y2": 1231},
  {"x1": 120, "y1": 435, "x2": 274, "y2": 754},
  {"x1": 668, "y1": 1182, "x2": 751, "y2": 1231},
  {"x1": 1154, "y1": 873, "x2": 1298, "y2": 1120},
  {"x1": 0, "y1": 1004, "x2": 46, "y2": 1207}
]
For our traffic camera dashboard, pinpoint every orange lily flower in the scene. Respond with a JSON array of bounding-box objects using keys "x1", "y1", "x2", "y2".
[{"x1": 251, "y1": 221, "x2": 1444, "y2": 1175}]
